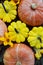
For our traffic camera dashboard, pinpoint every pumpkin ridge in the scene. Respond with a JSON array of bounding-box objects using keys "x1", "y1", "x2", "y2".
[
  {"x1": 16, "y1": 44, "x2": 20, "y2": 60},
  {"x1": 3, "y1": 44, "x2": 35, "y2": 65},
  {"x1": 18, "y1": 0, "x2": 43, "y2": 26}
]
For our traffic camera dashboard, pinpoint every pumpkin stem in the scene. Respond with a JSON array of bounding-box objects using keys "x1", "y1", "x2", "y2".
[
  {"x1": 31, "y1": 3, "x2": 37, "y2": 10},
  {"x1": 1, "y1": 1, "x2": 8, "y2": 13},
  {"x1": 15, "y1": 28, "x2": 19, "y2": 33},
  {"x1": 37, "y1": 36, "x2": 42, "y2": 43},
  {"x1": 16, "y1": 61, "x2": 22, "y2": 65}
]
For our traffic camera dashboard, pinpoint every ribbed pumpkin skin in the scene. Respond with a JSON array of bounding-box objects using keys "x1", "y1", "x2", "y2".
[
  {"x1": 0, "y1": 20, "x2": 7, "y2": 37},
  {"x1": 0, "y1": 20, "x2": 7, "y2": 45},
  {"x1": 3, "y1": 44, "x2": 35, "y2": 65},
  {"x1": 18, "y1": 0, "x2": 43, "y2": 26}
]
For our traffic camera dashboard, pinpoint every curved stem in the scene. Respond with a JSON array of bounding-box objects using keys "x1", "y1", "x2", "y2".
[
  {"x1": 15, "y1": 28, "x2": 19, "y2": 33},
  {"x1": 37, "y1": 36, "x2": 42, "y2": 43},
  {"x1": 1, "y1": 1, "x2": 8, "y2": 13}
]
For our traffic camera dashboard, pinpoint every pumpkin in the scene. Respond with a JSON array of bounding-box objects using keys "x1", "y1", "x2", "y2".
[
  {"x1": 27, "y1": 26, "x2": 43, "y2": 59},
  {"x1": 18, "y1": 0, "x2": 43, "y2": 26},
  {"x1": 0, "y1": 32, "x2": 13, "y2": 47},
  {"x1": 3, "y1": 43, "x2": 35, "y2": 65},
  {"x1": 0, "y1": 1, "x2": 17, "y2": 23},
  {"x1": 8, "y1": 21, "x2": 29, "y2": 43},
  {"x1": 0, "y1": 20, "x2": 7, "y2": 44},
  {"x1": 27, "y1": 26, "x2": 43, "y2": 49}
]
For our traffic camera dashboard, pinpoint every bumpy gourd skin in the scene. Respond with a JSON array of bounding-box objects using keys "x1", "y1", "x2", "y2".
[
  {"x1": 8, "y1": 21, "x2": 29, "y2": 43},
  {"x1": 3, "y1": 44, "x2": 35, "y2": 65},
  {"x1": 0, "y1": 32, "x2": 13, "y2": 47},
  {"x1": 27, "y1": 27, "x2": 43, "y2": 59},
  {"x1": 28, "y1": 27, "x2": 43, "y2": 49},
  {"x1": 0, "y1": 1, "x2": 17, "y2": 22}
]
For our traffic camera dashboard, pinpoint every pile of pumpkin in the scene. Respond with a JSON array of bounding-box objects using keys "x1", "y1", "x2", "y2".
[{"x1": 0, "y1": 0, "x2": 43, "y2": 65}]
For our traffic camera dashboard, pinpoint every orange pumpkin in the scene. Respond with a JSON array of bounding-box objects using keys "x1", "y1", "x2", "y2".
[
  {"x1": 3, "y1": 43, "x2": 35, "y2": 65},
  {"x1": 0, "y1": 20, "x2": 7, "y2": 44},
  {"x1": 18, "y1": 0, "x2": 43, "y2": 26}
]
